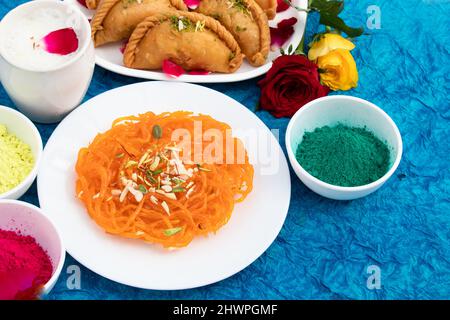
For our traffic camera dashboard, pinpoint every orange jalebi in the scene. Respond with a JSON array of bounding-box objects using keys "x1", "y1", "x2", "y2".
[{"x1": 75, "y1": 111, "x2": 253, "y2": 248}]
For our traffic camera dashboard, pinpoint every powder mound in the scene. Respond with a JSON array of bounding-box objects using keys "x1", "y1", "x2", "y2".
[
  {"x1": 296, "y1": 124, "x2": 391, "y2": 187},
  {"x1": 0, "y1": 229, "x2": 53, "y2": 299},
  {"x1": 0, "y1": 124, "x2": 35, "y2": 194}
]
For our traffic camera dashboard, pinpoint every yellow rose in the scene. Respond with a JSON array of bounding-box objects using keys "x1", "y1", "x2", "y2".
[
  {"x1": 308, "y1": 33, "x2": 355, "y2": 61},
  {"x1": 315, "y1": 49, "x2": 358, "y2": 91}
]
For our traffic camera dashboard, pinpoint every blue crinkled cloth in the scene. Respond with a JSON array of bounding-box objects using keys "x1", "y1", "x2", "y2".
[{"x1": 0, "y1": 0, "x2": 449, "y2": 300}]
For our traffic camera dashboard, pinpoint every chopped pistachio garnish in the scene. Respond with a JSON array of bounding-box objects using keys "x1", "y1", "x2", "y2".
[
  {"x1": 236, "y1": 25, "x2": 247, "y2": 32},
  {"x1": 170, "y1": 16, "x2": 195, "y2": 32},
  {"x1": 172, "y1": 186, "x2": 186, "y2": 193},
  {"x1": 152, "y1": 124, "x2": 162, "y2": 139},
  {"x1": 150, "y1": 168, "x2": 163, "y2": 176},
  {"x1": 164, "y1": 227, "x2": 183, "y2": 236},
  {"x1": 115, "y1": 153, "x2": 125, "y2": 158},
  {"x1": 228, "y1": 0, "x2": 250, "y2": 15},
  {"x1": 138, "y1": 184, "x2": 147, "y2": 194}
]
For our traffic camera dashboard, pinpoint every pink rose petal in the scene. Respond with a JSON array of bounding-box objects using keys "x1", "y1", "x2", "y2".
[
  {"x1": 163, "y1": 60, "x2": 186, "y2": 78},
  {"x1": 120, "y1": 40, "x2": 128, "y2": 54},
  {"x1": 42, "y1": 28, "x2": 79, "y2": 55},
  {"x1": 183, "y1": 0, "x2": 200, "y2": 10},
  {"x1": 277, "y1": 0, "x2": 290, "y2": 12},
  {"x1": 270, "y1": 17, "x2": 297, "y2": 48},
  {"x1": 188, "y1": 70, "x2": 210, "y2": 75}
]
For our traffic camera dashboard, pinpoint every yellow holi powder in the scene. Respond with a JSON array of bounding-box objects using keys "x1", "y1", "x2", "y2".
[{"x1": 0, "y1": 124, "x2": 35, "y2": 194}]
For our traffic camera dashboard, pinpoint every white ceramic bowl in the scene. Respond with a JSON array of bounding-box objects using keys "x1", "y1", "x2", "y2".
[
  {"x1": 0, "y1": 106, "x2": 43, "y2": 200},
  {"x1": 286, "y1": 95, "x2": 403, "y2": 200},
  {"x1": 0, "y1": 200, "x2": 65, "y2": 296}
]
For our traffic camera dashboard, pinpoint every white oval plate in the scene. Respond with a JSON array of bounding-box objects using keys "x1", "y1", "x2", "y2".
[
  {"x1": 37, "y1": 81, "x2": 291, "y2": 290},
  {"x1": 61, "y1": 0, "x2": 307, "y2": 83}
]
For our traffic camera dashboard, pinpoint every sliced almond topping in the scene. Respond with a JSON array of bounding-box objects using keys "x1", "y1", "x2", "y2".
[
  {"x1": 161, "y1": 201, "x2": 170, "y2": 215},
  {"x1": 149, "y1": 155, "x2": 160, "y2": 171},
  {"x1": 150, "y1": 195, "x2": 158, "y2": 204},
  {"x1": 186, "y1": 186, "x2": 195, "y2": 198},
  {"x1": 119, "y1": 182, "x2": 132, "y2": 202},
  {"x1": 161, "y1": 185, "x2": 172, "y2": 193},
  {"x1": 93, "y1": 193, "x2": 100, "y2": 199},
  {"x1": 111, "y1": 189, "x2": 122, "y2": 196},
  {"x1": 186, "y1": 181, "x2": 194, "y2": 189},
  {"x1": 131, "y1": 173, "x2": 138, "y2": 182},
  {"x1": 138, "y1": 150, "x2": 150, "y2": 167}
]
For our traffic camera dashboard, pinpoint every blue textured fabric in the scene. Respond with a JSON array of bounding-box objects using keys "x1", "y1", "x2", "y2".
[{"x1": 0, "y1": 0, "x2": 449, "y2": 299}]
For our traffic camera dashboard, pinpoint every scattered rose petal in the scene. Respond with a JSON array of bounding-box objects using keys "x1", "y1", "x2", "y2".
[
  {"x1": 120, "y1": 40, "x2": 128, "y2": 54},
  {"x1": 163, "y1": 60, "x2": 186, "y2": 78},
  {"x1": 42, "y1": 28, "x2": 79, "y2": 55},
  {"x1": 188, "y1": 70, "x2": 210, "y2": 75},
  {"x1": 270, "y1": 17, "x2": 298, "y2": 49},
  {"x1": 183, "y1": 0, "x2": 200, "y2": 9},
  {"x1": 77, "y1": 0, "x2": 88, "y2": 8},
  {"x1": 277, "y1": 0, "x2": 290, "y2": 12}
]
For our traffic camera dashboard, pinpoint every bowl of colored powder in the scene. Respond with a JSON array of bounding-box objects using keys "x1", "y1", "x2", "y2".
[
  {"x1": 0, "y1": 105, "x2": 42, "y2": 200},
  {"x1": 0, "y1": 199, "x2": 65, "y2": 299},
  {"x1": 286, "y1": 96, "x2": 402, "y2": 200}
]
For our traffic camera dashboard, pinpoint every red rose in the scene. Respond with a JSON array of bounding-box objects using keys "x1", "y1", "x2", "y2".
[{"x1": 258, "y1": 55, "x2": 330, "y2": 118}]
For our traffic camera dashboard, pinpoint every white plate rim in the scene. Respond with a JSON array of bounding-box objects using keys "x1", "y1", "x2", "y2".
[{"x1": 37, "y1": 81, "x2": 291, "y2": 290}]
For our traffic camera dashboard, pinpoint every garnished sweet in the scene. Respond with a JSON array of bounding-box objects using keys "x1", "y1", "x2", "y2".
[
  {"x1": 75, "y1": 111, "x2": 254, "y2": 248},
  {"x1": 124, "y1": 11, "x2": 243, "y2": 73},
  {"x1": 91, "y1": 0, "x2": 187, "y2": 47},
  {"x1": 195, "y1": 0, "x2": 270, "y2": 66}
]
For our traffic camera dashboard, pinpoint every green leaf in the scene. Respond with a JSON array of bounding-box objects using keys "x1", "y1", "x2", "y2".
[
  {"x1": 164, "y1": 227, "x2": 183, "y2": 236},
  {"x1": 295, "y1": 35, "x2": 306, "y2": 55},
  {"x1": 152, "y1": 124, "x2": 162, "y2": 139},
  {"x1": 309, "y1": 0, "x2": 344, "y2": 16},
  {"x1": 319, "y1": 12, "x2": 364, "y2": 37},
  {"x1": 288, "y1": 44, "x2": 294, "y2": 54}
]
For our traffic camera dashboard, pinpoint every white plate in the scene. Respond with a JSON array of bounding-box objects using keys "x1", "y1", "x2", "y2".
[
  {"x1": 37, "y1": 81, "x2": 291, "y2": 290},
  {"x1": 62, "y1": 0, "x2": 308, "y2": 83}
]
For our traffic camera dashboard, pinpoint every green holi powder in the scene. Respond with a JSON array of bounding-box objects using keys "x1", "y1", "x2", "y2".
[{"x1": 295, "y1": 124, "x2": 391, "y2": 187}]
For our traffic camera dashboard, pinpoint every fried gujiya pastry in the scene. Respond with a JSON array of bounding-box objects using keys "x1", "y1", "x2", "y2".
[
  {"x1": 123, "y1": 11, "x2": 243, "y2": 73},
  {"x1": 91, "y1": 0, "x2": 188, "y2": 47},
  {"x1": 254, "y1": 0, "x2": 277, "y2": 20},
  {"x1": 86, "y1": 0, "x2": 99, "y2": 9},
  {"x1": 191, "y1": 0, "x2": 270, "y2": 67}
]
